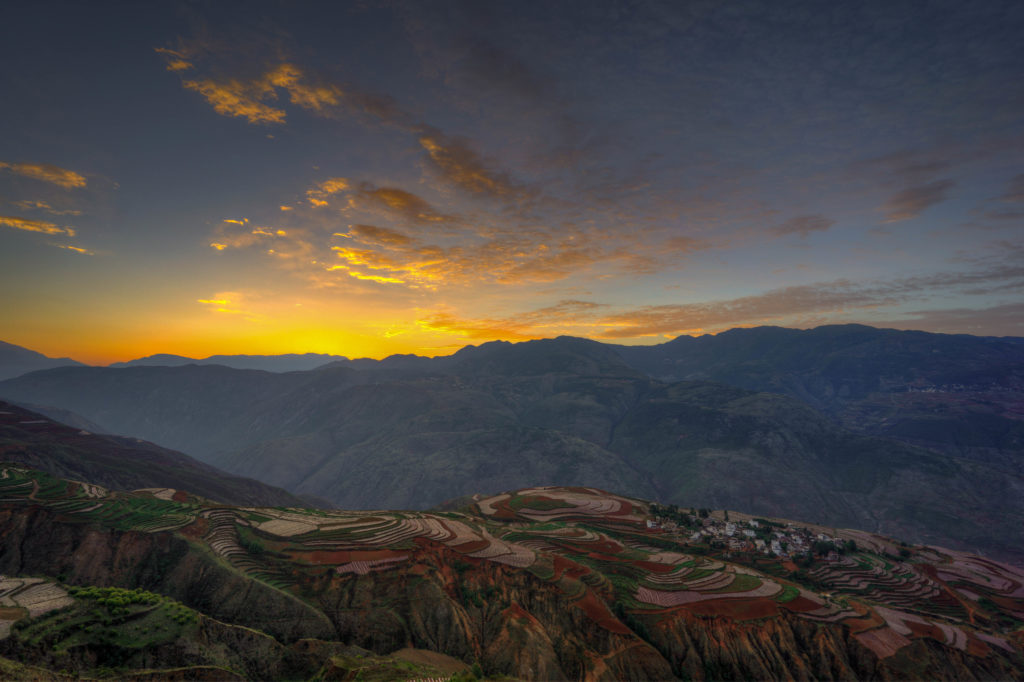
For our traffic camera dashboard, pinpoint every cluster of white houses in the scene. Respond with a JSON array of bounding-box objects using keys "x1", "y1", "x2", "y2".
[{"x1": 647, "y1": 514, "x2": 843, "y2": 559}]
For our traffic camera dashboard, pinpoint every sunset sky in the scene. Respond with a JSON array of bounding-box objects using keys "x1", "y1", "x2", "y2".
[{"x1": 1, "y1": 0, "x2": 1022, "y2": 364}]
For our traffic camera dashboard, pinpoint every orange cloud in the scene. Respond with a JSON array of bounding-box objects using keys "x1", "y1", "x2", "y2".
[
  {"x1": 416, "y1": 300, "x2": 608, "y2": 342},
  {"x1": 344, "y1": 270, "x2": 405, "y2": 284},
  {"x1": 55, "y1": 244, "x2": 94, "y2": 255},
  {"x1": 0, "y1": 215, "x2": 76, "y2": 236},
  {"x1": 306, "y1": 177, "x2": 350, "y2": 206},
  {"x1": 0, "y1": 161, "x2": 87, "y2": 188},
  {"x1": 196, "y1": 292, "x2": 261, "y2": 320},
  {"x1": 182, "y1": 78, "x2": 287, "y2": 125},
  {"x1": 349, "y1": 186, "x2": 455, "y2": 224},
  {"x1": 154, "y1": 47, "x2": 193, "y2": 71},
  {"x1": 11, "y1": 200, "x2": 81, "y2": 216},
  {"x1": 417, "y1": 310, "x2": 536, "y2": 341},
  {"x1": 331, "y1": 245, "x2": 405, "y2": 271},
  {"x1": 264, "y1": 63, "x2": 341, "y2": 113},
  {"x1": 339, "y1": 224, "x2": 415, "y2": 247},
  {"x1": 172, "y1": 59, "x2": 363, "y2": 127}
]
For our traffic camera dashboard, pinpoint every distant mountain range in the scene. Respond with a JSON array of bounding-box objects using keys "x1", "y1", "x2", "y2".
[
  {"x1": 2, "y1": 326, "x2": 1022, "y2": 564},
  {"x1": 0, "y1": 341, "x2": 355, "y2": 379},
  {"x1": 109, "y1": 351, "x2": 350, "y2": 372}
]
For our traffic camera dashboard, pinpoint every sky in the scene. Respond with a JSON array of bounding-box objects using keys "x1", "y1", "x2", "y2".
[{"x1": 1, "y1": 0, "x2": 1022, "y2": 365}]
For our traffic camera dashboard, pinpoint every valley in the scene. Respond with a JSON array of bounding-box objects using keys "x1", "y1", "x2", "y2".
[{"x1": 3, "y1": 329, "x2": 1022, "y2": 565}]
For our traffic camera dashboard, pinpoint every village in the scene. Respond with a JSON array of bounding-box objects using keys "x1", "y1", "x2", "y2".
[{"x1": 646, "y1": 504, "x2": 856, "y2": 562}]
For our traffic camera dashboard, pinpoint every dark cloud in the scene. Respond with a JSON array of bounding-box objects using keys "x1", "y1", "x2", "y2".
[
  {"x1": 771, "y1": 214, "x2": 835, "y2": 238},
  {"x1": 416, "y1": 254, "x2": 1024, "y2": 340},
  {"x1": 341, "y1": 224, "x2": 415, "y2": 247},
  {"x1": 417, "y1": 127, "x2": 531, "y2": 200},
  {"x1": 454, "y1": 38, "x2": 554, "y2": 104},
  {"x1": 662, "y1": 236, "x2": 711, "y2": 254},
  {"x1": 882, "y1": 302, "x2": 1024, "y2": 337},
  {"x1": 351, "y1": 186, "x2": 455, "y2": 224},
  {"x1": 1000, "y1": 173, "x2": 1024, "y2": 203},
  {"x1": 854, "y1": 149, "x2": 953, "y2": 184},
  {"x1": 882, "y1": 179, "x2": 955, "y2": 222}
]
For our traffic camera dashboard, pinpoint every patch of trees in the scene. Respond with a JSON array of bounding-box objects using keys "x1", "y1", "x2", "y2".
[{"x1": 649, "y1": 503, "x2": 712, "y2": 527}]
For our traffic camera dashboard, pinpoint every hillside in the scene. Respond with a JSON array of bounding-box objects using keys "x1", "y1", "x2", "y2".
[
  {"x1": 0, "y1": 468, "x2": 1021, "y2": 680},
  {"x1": 611, "y1": 325, "x2": 1024, "y2": 470},
  {"x1": 0, "y1": 401, "x2": 304, "y2": 507},
  {"x1": 1, "y1": 338, "x2": 1022, "y2": 564}
]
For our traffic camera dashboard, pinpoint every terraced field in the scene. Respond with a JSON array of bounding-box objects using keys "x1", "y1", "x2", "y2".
[
  {"x1": 0, "y1": 577, "x2": 73, "y2": 636},
  {"x1": 1, "y1": 466, "x2": 1021, "y2": 667}
]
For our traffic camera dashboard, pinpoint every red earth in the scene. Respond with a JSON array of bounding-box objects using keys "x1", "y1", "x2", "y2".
[{"x1": 684, "y1": 597, "x2": 779, "y2": 621}]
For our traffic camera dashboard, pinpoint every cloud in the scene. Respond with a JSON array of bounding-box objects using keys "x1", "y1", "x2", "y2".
[
  {"x1": 416, "y1": 308, "x2": 539, "y2": 341},
  {"x1": 306, "y1": 177, "x2": 350, "y2": 206},
  {"x1": 331, "y1": 266, "x2": 406, "y2": 284},
  {"x1": 881, "y1": 179, "x2": 955, "y2": 222},
  {"x1": 154, "y1": 47, "x2": 193, "y2": 71},
  {"x1": 418, "y1": 128, "x2": 529, "y2": 199},
  {"x1": 854, "y1": 149, "x2": 953, "y2": 184},
  {"x1": 305, "y1": 177, "x2": 456, "y2": 225},
  {"x1": 417, "y1": 299, "x2": 608, "y2": 342},
  {"x1": 177, "y1": 62, "x2": 346, "y2": 126},
  {"x1": 413, "y1": 255, "x2": 1024, "y2": 342},
  {"x1": 54, "y1": 244, "x2": 94, "y2": 255},
  {"x1": 662, "y1": 236, "x2": 709, "y2": 254},
  {"x1": 208, "y1": 222, "x2": 280, "y2": 250},
  {"x1": 163, "y1": 46, "x2": 407, "y2": 127},
  {"x1": 771, "y1": 214, "x2": 835, "y2": 238},
  {"x1": 339, "y1": 224, "x2": 415, "y2": 247},
  {"x1": 196, "y1": 292, "x2": 261, "y2": 320},
  {"x1": 182, "y1": 78, "x2": 287, "y2": 125},
  {"x1": 349, "y1": 185, "x2": 454, "y2": 224},
  {"x1": 160, "y1": 42, "x2": 536, "y2": 218},
  {"x1": 262, "y1": 63, "x2": 341, "y2": 114},
  {"x1": 593, "y1": 260, "x2": 1024, "y2": 338},
  {"x1": 0, "y1": 215, "x2": 75, "y2": 236},
  {"x1": 0, "y1": 161, "x2": 87, "y2": 188},
  {"x1": 882, "y1": 302, "x2": 1024, "y2": 337},
  {"x1": 11, "y1": 200, "x2": 81, "y2": 216}
]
